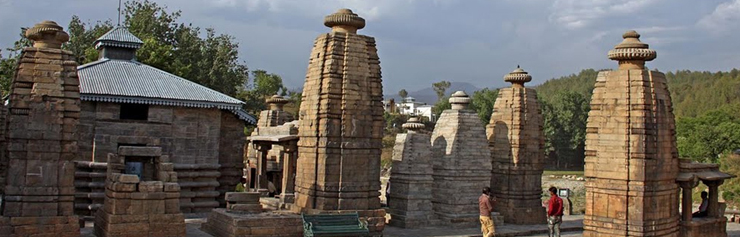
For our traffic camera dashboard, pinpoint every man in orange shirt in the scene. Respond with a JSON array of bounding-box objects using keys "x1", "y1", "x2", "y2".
[
  {"x1": 547, "y1": 186, "x2": 564, "y2": 237},
  {"x1": 479, "y1": 187, "x2": 497, "y2": 237}
]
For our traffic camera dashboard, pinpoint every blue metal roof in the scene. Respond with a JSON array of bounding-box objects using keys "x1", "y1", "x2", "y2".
[
  {"x1": 94, "y1": 27, "x2": 144, "y2": 49},
  {"x1": 77, "y1": 59, "x2": 256, "y2": 124}
]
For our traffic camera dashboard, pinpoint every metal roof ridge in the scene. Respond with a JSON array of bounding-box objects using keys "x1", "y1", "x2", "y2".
[{"x1": 77, "y1": 58, "x2": 112, "y2": 70}]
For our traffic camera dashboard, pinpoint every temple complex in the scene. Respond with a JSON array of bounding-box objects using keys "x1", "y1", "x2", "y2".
[
  {"x1": 388, "y1": 117, "x2": 434, "y2": 228},
  {"x1": 72, "y1": 26, "x2": 254, "y2": 216},
  {"x1": 430, "y1": 91, "x2": 492, "y2": 227},
  {"x1": 292, "y1": 8, "x2": 386, "y2": 233},
  {"x1": 583, "y1": 30, "x2": 680, "y2": 236},
  {"x1": 487, "y1": 66, "x2": 546, "y2": 225},
  {"x1": 0, "y1": 21, "x2": 80, "y2": 237}
]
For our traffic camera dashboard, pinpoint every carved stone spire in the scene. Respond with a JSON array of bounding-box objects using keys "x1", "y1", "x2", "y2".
[
  {"x1": 324, "y1": 8, "x2": 366, "y2": 33},
  {"x1": 607, "y1": 30, "x2": 657, "y2": 70},
  {"x1": 402, "y1": 116, "x2": 425, "y2": 133},
  {"x1": 266, "y1": 95, "x2": 289, "y2": 111},
  {"x1": 449, "y1": 91, "x2": 471, "y2": 110},
  {"x1": 25, "y1": 20, "x2": 69, "y2": 49},
  {"x1": 504, "y1": 65, "x2": 532, "y2": 88}
]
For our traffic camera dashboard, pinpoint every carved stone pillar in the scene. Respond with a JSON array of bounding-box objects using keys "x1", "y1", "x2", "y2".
[
  {"x1": 704, "y1": 180, "x2": 723, "y2": 218},
  {"x1": 280, "y1": 141, "x2": 297, "y2": 204},
  {"x1": 254, "y1": 142, "x2": 271, "y2": 194},
  {"x1": 679, "y1": 178, "x2": 699, "y2": 222}
]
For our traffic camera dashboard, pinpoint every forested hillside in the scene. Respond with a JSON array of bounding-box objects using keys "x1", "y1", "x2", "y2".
[{"x1": 534, "y1": 68, "x2": 740, "y2": 169}]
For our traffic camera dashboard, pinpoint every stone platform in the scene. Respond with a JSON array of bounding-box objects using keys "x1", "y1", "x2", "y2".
[
  {"x1": 78, "y1": 214, "x2": 740, "y2": 237},
  {"x1": 200, "y1": 209, "x2": 303, "y2": 237}
]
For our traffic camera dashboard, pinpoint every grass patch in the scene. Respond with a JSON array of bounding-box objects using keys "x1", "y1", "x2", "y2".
[{"x1": 543, "y1": 170, "x2": 584, "y2": 176}]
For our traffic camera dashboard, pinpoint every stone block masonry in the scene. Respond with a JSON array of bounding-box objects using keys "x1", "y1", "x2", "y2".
[
  {"x1": 388, "y1": 117, "x2": 434, "y2": 228},
  {"x1": 1, "y1": 20, "x2": 80, "y2": 237},
  {"x1": 487, "y1": 67, "x2": 546, "y2": 225},
  {"x1": 430, "y1": 91, "x2": 492, "y2": 228},
  {"x1": 293, "y1": 9, "x2": 385, "y2": 235},
  {"x1": 583, "y1": 31, "x2": 680, "y2": 237},
  {"x1": 94, "y1": 147, "x2": 185, "y2": 237},
  {"x1": 75, "y1": 102, "x2": 245, "y2": 215}
]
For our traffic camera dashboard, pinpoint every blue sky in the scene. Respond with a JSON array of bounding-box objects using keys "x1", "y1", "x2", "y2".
[{"x1": 1, "y1": 0, "x2": 739, "y2": 93}]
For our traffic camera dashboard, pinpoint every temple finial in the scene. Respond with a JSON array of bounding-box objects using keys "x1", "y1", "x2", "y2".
[{"x1": 324, "y1": 9, "x2": 366, "y2": 33}]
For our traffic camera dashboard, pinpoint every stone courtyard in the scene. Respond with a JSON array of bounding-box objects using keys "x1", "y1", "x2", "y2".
[{"x1": 0, "y1": 5, "x2": 737, "y2": 237}]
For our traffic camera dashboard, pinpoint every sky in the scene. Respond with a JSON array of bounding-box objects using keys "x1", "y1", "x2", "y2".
[{"x1": 1, "y1": 0, "x2": 739, "y2": 93}]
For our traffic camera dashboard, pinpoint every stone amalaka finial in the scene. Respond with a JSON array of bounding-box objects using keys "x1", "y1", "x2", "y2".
[
  {"x1": 25, "y1": 20, "x2": 69, "y2": 49},
  {"x1": 504, "y1": 65, "x2": 532, "y2": 87},
  {"x1": 449, "y1": 91, "x2": 471, "y2": 110},
  {"x1": 324, "y1": 8, "x2": 366, "y2": 33},
  {"x1": 402, "y1": 117, "x2": 425, "y2": 133},
  {"x1": 266, "y1": 95, "x2": 289, "y2": 111},
  {"x1": 607, "y1": 30, "x2": 656, "y2": 70}
]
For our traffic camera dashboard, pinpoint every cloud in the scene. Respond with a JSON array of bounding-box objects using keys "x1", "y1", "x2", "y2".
[
  {"x1": 207, "y1": 0, "x2": 420, "y2": 20},
  {"x1": 633, "y1": 26, "x2": 686, "y2": 33},
  {"x1": 698, "y1": 0, "x2": 740, "y2": 31},
  {"x1": 549, "y1": 0, "x2": 660, "y2": 29}
]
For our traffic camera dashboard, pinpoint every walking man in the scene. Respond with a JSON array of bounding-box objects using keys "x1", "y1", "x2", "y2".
[
  {"x1": 479, "y1": 187, "x2": 497, "y2": 237},
  {"x1": 547, "y1": 186, "x2": 564, "y2": 237}
]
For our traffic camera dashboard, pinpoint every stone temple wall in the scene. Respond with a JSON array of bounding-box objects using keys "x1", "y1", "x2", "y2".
[
  {"x1": 387, "y1": 118, "x2": 434, "y2": 228},
  {"x1": 430, "y1": 91, "x2": 492, "y2": 227},
  {"x1": 0, "y1": 102, "x2": 6, "y2": 195},
  {"x1": 487, "y1": 68, "x2": 546, "y2": 225},
  {"x1": 1, "y1": 20, "x2": 80, "y2": 237},
  {"x1": 583, "y1": 31, "x2": 680, "y2": 237},
  {"x1": 294, "y1": 9, "x2": 386, "y2": 234},
  {"x1": 75, "y1": 101, "x2": 245, "y2": 214}
]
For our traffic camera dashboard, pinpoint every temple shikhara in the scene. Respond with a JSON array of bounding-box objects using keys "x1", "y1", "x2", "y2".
[{"x1": 0, "y1": 6, "x2": 735, "y2": 237}]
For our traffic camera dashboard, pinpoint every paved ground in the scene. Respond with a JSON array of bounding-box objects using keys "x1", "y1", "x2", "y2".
[
  {"x1": 82, "y1": 214, "x2": 740, "y2": 237},
  {"x1": 384, "y1": 215, "x2": 583, "y2": 237}
]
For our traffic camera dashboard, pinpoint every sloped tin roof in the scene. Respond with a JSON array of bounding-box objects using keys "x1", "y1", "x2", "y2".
[
  {"x1": 77, "y1": 59, "x2": 256, "y2": 124},
  {"x1": 94, "y1": 27, "x2": 144, "y2": 49}
]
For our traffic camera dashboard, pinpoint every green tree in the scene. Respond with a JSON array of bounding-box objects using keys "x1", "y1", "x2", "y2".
[
  {"x1": 432, "y1": 81, "x2": 451, "y2": 100},
  {"x1": 432, "y1": 96, "x2": 451, "y2": 120},
  {"x1": 23, "y1": 0, "x2": 251, "y2": 98},
  {"x1": 469, "y1": 88, "x2": 499, "y2": 125},
  {"x1": 65, "y1": 16, "x2": 113, "y2": 64},
  {"x1": 398, "y1": 89, "x2": 408, "y2": 101},
  {"x1": 0, "y1": 28, "x2": 32, "y2": 97},
  {"x1": 676, "y1": 108, "x2": 740, "y2": 163},
  {"x1": 238, "y1": 69, "x2": 287, "y2": 114},
  {"x1": 541, "y1": 91, "x2": 590, "y2": 169}
]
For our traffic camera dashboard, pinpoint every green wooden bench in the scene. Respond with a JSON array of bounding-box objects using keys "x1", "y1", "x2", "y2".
[{"x1": 301, "y1": 213, "x2": 369, "y2": 237}]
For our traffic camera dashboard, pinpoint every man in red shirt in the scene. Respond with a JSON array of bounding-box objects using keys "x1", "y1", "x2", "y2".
[
  {"x1": 547, "y1": 186, "x2": 564, "y2": 237},
  {"x1": 479, "y1": 187, "x2": 497, "y2": 237}
]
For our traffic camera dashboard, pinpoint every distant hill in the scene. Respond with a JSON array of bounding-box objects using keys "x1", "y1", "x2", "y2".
[{"x1": 385, "y1": 82, "x2": 481, "y2": 104}]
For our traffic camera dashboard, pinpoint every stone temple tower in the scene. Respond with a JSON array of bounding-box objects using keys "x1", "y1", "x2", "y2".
[
  {"x1": 487, "y1": 66, "x2": 546, "y2": 225},
  {"x1": 388, "y1": 117, "x2": 434, "y2": 228},
  {"x1": 294, "y1": 8, "x2": 386, "y2": 232},
  {"x1": 430, "y1": 91, "x2": 492, "y2": 227},
  {"x1": 0, "y1": 21, "x2": 80, "y2": 236},
  {"x1": 583, "y1": 31, "x2": 680, "y2": 236}
]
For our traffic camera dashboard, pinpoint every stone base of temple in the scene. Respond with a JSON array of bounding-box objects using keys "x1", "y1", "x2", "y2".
[
  {"x1": 680, "y1": 217, "x2": 728, "y2": 237},
  {"x1": 388, "y1": 211, "x2": 431, "y2": 228},
  {"x1": 433, "y1": 213, "x2": 480, "y2": 228},
  {"x1": 501, "y1": 206, "x2": 546, "y2": 225},
  {"x1": 583, "y1": 215, "x2": 679, "y2": 237},
  {"x1": 93, "y1": 210, "x2": 186, "y2": 237},
  {"x1": 200, "y1": 209, "x2": 303, "y2": 237},
  {"x1": 0, "y1": 216, "x2": 80, "y2": 237}
]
